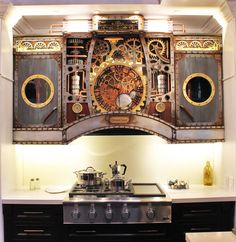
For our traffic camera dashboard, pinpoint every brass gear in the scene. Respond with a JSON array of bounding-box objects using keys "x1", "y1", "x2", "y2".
[
  {"x1": 148, "y1": 39, "x2": 166, "y2": 58},
  {"x1": 124, "y1": 38, "x2": 143, "y2": 62},
  {"x1": 91, "y1": 60, "x2": 146, "y2": 112},
  {"x1": 93, "y1": 39, "x2": 110, "y2": 57}
]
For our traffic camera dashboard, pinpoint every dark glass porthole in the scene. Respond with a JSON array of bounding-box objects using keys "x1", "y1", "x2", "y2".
[
  {"x1": 21, "y1": 74, "x2": 54, "y2": 108},
  {"x1": 183, "y1": 73, "x2": 215, "y2": 106}
]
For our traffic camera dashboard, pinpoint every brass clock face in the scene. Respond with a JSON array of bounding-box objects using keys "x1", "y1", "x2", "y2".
[{"x1": 91, "y1": 64, "x2": 146, "y2": 112}]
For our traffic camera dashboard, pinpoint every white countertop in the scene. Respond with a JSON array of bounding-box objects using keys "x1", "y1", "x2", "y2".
[
  {"x1": 186, "y1": 232, "x2": 236, "y2": 242},
  {"x1": 2, "y1": 186, "x2": 68, "y2": 204},
  {"x1": 162, "y1": 184, "x2": 236, "y2": 203},
  {"x1": 2, "y1": 184, "x2": 236, "y2": 204}
]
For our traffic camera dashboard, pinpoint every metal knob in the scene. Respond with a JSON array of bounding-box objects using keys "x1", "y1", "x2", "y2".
[
  {"x1": 121, "y1": 203, "x2": 130, "y2": 221},
  {"x1": 71, "y1": 204, "x2": 80, "y2": 220},
  {"x1": 105, "y1": 203, "x2": 113, "y2": 221},
  {"x1": 88, "y1": 203, "x2": 97, "y2": 222},
  {"x1": 146, "y1": 206, "x2": 156, "y2": 220}
]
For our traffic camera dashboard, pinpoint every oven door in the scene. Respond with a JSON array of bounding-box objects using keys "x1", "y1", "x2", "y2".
[{"x1": 64, "y1": 224, "x2": 172, "y2": 242}]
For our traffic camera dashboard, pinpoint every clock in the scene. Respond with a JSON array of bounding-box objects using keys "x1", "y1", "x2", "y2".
[{"x1": 91, "y1": 64, "x2": 146, "y2": 112}]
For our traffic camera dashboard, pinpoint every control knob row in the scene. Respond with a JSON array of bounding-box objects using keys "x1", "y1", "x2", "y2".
[{"x1": 71, "y1": 203, "x2": 156, "y2": 221}]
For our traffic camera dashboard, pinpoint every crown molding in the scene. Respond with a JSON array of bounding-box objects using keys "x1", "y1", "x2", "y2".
[
  {"x1": 223, "y1": 1, "x2": 235, "y2": 21},
  {"x1": 202, "y1": 16, "x2": 222, "y2": 34},
  {"x1": 0, "y1": 3, "x2": 10, "y2": 18},
  {"x1": 13, "y1": 16, "x2": 33, "y2": 35},
  {"x1": 5, "y1": 0, "x2": 161, "y2": 4}
]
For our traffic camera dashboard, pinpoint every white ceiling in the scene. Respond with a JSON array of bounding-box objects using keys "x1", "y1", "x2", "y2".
[{"x1": 8, "y1": 0, "x2": 226, "y2": 35}]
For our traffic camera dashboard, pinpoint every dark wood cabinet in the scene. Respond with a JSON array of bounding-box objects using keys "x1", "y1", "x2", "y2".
[
  {"x1": 172, "y1": 201, "x2": 235, "y2": 242},
  {"x1": 3, "y1": 204, "x2": 63, "y2": 242},
  {"x1": 3, "y1": 202, "x2": 235, "y2": 242}
]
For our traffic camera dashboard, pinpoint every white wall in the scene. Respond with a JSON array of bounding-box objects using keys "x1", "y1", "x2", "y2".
[
  {"x1": 0, "y1": 5, "x2": 19, "y2": 241},
  {"x1": 222, "y1": 3, "x2": 236, "y2": 225},
  {"x1": 14, "y1": 136, "x2": 222, "y2": 189}
]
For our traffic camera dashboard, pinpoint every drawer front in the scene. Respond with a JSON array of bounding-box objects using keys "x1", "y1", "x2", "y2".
[
  {"x1": 4, "y1": 204, "x2": 62, "y2": 223},
  {"x1": 175, "y1": 221, "x2": 219, "y2": 233},
  {"x1": 13, "y1": 225, "x2": 56, "y2": 240},
  {"x1": 64, "y1": 224, "x2": 171, "y2": 242},
  {"x1": 3, "y1": 205, "x2": 63, "y2": 242},
  {"x1": 173, "y1": 202, "x2": 219, "y2": 221}
]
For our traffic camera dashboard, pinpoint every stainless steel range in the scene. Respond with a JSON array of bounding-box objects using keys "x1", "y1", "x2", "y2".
[{"x1": 63, "y1": 162, "x2": 172, "y2": 225}]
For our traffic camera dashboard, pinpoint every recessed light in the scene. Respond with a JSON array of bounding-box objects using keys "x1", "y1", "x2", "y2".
[{"x1": 134, "y1": 10, "x2": 140, "y2": 14}]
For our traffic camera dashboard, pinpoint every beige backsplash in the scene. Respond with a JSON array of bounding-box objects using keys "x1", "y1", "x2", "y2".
[{"x1": 14, "y1": 135, "x2": 222, "y2": 189}]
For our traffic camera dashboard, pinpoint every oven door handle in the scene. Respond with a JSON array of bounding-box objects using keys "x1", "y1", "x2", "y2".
[
  {"x1": 137, "y1": 229, "x2": 166, "y2": 236},
  {"x1": 74, "y1": 230, "x2": 97, "y2": 234},
  {"x1": 138, "y1": 230, "x2": 160, "y2": 233}
]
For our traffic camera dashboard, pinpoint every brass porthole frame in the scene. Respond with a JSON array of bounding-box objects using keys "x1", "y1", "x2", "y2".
[
  {"x1": 183, "y1": 73, "x2": 215, "y2": 107},
  {"x1": 21, "y1": 74, "x2": 54, "y2": 108}
]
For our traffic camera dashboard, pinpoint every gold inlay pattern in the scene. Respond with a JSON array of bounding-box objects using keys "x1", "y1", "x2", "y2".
[
  {"x1": 175, "y1": 39, "x2": 221, "y2": 51},
  {"x1": 14, "y1": 40, "x2": 61, "y2": 52}
]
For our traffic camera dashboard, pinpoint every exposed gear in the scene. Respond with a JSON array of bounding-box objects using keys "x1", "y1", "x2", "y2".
[
  {"x1": 111, "y1": 44, "x2": 127, "y2": 60},
  {"x1": 124, "y1": 38, "x2": 143, "y2": 63},
  {"x1": 148, "y1": 39, "x2": 170, "y2": 63},
  {"x1": 148, "y1": 39, "x2": 166, "y2": 58},
  {"x1": 93, "y1": 39, "x2": 110, "y2": 57},
  {"x1": 91, "y1": 61, "x2": 146, "y2": 112},
  {"x1": 91, "y1": 56, "x2": 103, "y2": 73}
]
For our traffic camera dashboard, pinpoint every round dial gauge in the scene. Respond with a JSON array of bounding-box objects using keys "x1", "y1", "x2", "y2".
[
  {"x1": 72, "y1": 103, "x2": 83, "y2": 114},
  {"x1": 91, "y1": 64, "x2": 146, "y2": 112}
]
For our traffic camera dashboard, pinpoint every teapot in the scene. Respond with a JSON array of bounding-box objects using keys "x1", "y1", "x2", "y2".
[
  {"x1": 109, "y1": 161, "x2": 127, "y2": 177},
  {"x1": 109, "y1": 161, "x2": 127, "y2": 192}
]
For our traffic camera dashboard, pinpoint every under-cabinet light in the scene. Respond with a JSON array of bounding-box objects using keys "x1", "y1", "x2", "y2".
[
  {"x1": 144, "y1": 19, "x2": 173, "y2": 33},
  {"x1": 63, "y1": 20, "x2": 91, "y2": 32}
]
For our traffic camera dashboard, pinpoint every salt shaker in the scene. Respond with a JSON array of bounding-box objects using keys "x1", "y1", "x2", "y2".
[
  {"x1": 35, "y1": 178, "x2": 40, "y2": 190},
  {"x1": 29, "y1": 178, "x2": 35, "y2": 190}
]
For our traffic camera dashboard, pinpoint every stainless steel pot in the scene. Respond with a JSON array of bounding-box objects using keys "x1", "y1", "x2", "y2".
[{"x1": 74, "y1": 166, "x2": 105, "y2": 186}]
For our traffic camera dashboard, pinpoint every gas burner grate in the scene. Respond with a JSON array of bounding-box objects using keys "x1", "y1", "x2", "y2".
[
  {"x1": 68, "y1": 183, "x2": 166, "y2": 198},
  {"x1": 68, "y1": 183, "x2": 134, "y2": 198}
]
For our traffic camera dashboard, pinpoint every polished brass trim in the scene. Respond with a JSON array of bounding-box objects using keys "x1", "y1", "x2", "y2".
[
  {"x1": 14, "y1": 40, "x2": 61, "y2": 52},
  {"x1": 183, "y1": 73, "x2": 215, "y2": 106},
  {"x1": 21, "y1": 74, "x2": 54, "y2": 108},
  {"x1": 175, "y1": 39, "x2": 222, "y2": 51},
  {"x1": 155, "y1": 102, "x2": 166, "y2": 113},
  {"x1": 72, "y1": 103, "x2": 83, "y2": 114}
]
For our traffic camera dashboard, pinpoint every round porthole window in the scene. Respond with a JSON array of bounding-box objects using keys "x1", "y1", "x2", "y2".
[
  {"x1": 183, "y1": 73, "x2": 215, "y2": 106},
  {"x1": 21, "y1": 74, "x2": 54, "y2": 108}
]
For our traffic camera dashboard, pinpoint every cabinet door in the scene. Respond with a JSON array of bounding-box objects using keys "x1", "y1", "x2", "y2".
[
  {"x1": 175, "y1": 53, "x2": 223, "y2": 126},
  {"x1": 14, "y1": 54, "x2": 62, "y2": 128},
  {"x1": 172, "y1": 202, "x2": 235, "y2": 242}
]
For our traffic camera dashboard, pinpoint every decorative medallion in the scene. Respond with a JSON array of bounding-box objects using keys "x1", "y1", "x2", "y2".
[
  {"x1": 72, "y1": 103, "x2": 83, "y2": 114},
  {"x1": 91, "y1": 62, "x2": 146, "y2": 112}
]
